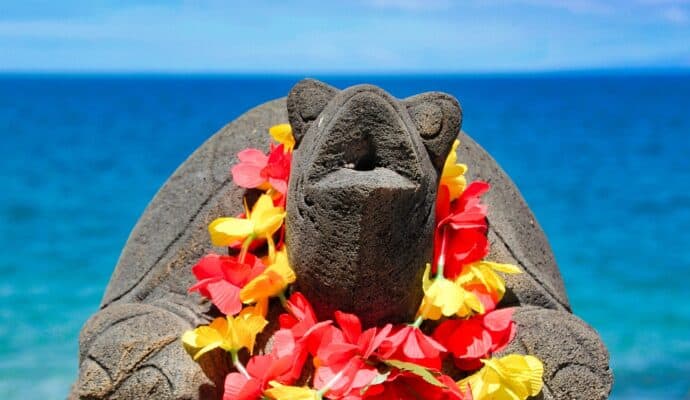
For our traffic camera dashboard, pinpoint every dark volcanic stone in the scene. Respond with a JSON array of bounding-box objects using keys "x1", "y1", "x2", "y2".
[
  {"x1": 71, "y1": 80, "x2": 612, "y2": 399},
  {"x1": 286, "y1": 79, "x2": 461, "y2": 327}
]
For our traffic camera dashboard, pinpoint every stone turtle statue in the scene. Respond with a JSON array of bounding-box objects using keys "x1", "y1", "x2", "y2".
[{"x1": 71, "y1": 79, "x2": 612, "y2": 399}]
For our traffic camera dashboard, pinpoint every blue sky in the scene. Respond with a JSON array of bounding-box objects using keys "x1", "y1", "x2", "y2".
[{"x1": 1, "y1": 0, "x2": 689, "y2": 73}]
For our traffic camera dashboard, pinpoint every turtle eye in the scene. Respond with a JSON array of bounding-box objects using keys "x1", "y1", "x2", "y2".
[
  {"x1": 408, "y1": 102, "x2": 444, "y2": 139},
  {"x1": 287, "y1": 79, "x2": 338, "y2": 147},
  {"x1": 404, "y1": 92, "x2": 462, "y2": 173}
]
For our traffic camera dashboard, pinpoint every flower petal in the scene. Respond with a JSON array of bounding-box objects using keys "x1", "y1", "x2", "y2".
[
  {"x1": 209, "y1": 217, "x2": 254, "y2": 246},
  {"x1": 237, "y1": 148, "x2": 269, "y2": 164},
  {"x1": 264, "y1": 382, "x2": 318, "y2": 400},
  {"x1": 458, "y1": 354, "x2": 544, "y2": 400},
  {"x1": 269, "y1": 123, "x2": 296, "y2": 152},
  {"x1": 334, "y1": 311, "x2": 362, "y2": 344},
  {"x1": 223, "y1": 372, "x2": 262, "y2": 400},
  {"x1": 205, "y1": 279, "x2": 242, "y2": 316},
  {"x1": 232, "y1": 162, "x2": 267, "y2": 188}
]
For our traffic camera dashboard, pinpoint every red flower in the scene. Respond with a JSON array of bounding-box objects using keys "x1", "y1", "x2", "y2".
[
  {"x1": 433, "y1": 308, "x2": 516, "y2": 371},
  {"x1": 313, "y1": 312, "x2": 392, "y2": 399},
  {"x1": 316, "y1": 357, "x2": 381, "y2": 399},
  {"x1": 279, "y1": 292, "x2": 319, "y2": 334},
  {"x1": 231, "y1": 144, "x2": 291, "y2": 195},
  {"x1": 279, "y1": 291, "x2": 333, "y2": 357},
  {"x1": 378, "y1": 325, "x2": 446, "y2": 369},
  {"x1": 363, "y1": 371, "x2": 471, "y2": 400},
  {"x1": 434, "y1": 182, "x2": 490, "y2": 280},
  {"x1": 443, "y1": 228, "x2": 489, "y2": 280},
  {"x1": 224, "y1": 330, "x2": 304, "y2": 400},
  {"x1": 314, "y1": 312, "x2": 386, "y2": 363},
  {"x1": 188, "y1": 253, "x2": 264, "y2": 315},
  {"x1": 438, "y1": 181, "x2": 490, "y2": 230},
  {"x1": 224, "y1": 372, "x2": 262, "y2": 400}
]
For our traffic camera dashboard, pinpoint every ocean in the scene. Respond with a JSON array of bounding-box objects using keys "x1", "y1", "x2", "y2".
[{"x1": 0, "y1": 73, "x2": 688, "y2": 399}]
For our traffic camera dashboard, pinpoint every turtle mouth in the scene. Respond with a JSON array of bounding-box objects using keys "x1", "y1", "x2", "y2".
[{"x1": 302, "y1": 88, "x2": 426, "y2": 189}]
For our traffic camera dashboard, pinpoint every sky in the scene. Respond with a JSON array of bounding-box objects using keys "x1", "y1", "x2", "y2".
[{"x1": 1, "y1": 0, "x2": 689, "y2": 73}]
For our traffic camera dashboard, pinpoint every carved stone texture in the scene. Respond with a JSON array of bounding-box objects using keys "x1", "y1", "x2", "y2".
[
  {"x1": 72, "y1": 80, "x2": 612, "y2": 400},
  {"x1": 286, "y1": 79, "x2": 461, "y2": 327},
  {"x1": 70, "y1": 99, "x2": 288, "y2": 399},
  {"x1": 456, "y1": 134, "x2": 614, "y2": 399}
]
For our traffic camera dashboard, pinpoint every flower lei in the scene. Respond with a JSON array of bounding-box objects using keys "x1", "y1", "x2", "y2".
[{"x1": 181, "y1": 123, "x2": 545, "y2": 400}]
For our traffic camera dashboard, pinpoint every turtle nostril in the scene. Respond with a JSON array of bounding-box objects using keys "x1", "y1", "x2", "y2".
[
  {"x1": 344, "y1": 137, "x2": 377, "y2": 171},
  {"x1": 353, "y1": 153, "x2": 376, "y2": 171}
]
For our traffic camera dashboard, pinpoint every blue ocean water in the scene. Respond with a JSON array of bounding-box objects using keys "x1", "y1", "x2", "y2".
[{"x1": 0, "y1": 73, "x2": 688, "y2": 399}]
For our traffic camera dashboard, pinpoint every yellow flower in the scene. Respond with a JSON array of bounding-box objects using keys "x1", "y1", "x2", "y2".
[
  {"x1": 264, "y1": 382, "x2": 319, "y2": 400},
  {"x1": 269, "y1": 123, "x2": 296, "y2": 152},
  {"x1": 240, "y1": 247, "x2": 296, "y2": 304},
  {"x1": 209, "y1": 194, "x2": 285, "y2": 256},
  {"x1": 181, "y1": 310, "x2": 268, "y2": 360},
  {"x1": 456, "y1": 261, "x2": 521, "y2": 300},
  {"x1": 440, "y1": 140, "x2": 468, "y2": 201},
  {"x1": 417, "y1": 264, "x2": 483, "y2": 320},
  {"x1": 458, "y1": 354, "x2": 544, "y2": 400}
]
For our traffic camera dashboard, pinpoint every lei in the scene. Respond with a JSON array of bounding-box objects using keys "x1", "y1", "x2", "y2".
[{"x1": 181, "y1": 123, "x2": 545, "y2": 400}]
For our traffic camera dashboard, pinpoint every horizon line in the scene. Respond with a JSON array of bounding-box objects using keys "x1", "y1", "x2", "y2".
[{"x1": 1, "y1": 66, "x2": 690, "y2": 78}]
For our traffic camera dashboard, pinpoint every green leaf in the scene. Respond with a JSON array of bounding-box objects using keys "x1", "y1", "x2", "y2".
[{"x1": 382, "y1": 359, "x2": 447, "y2": 388}]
